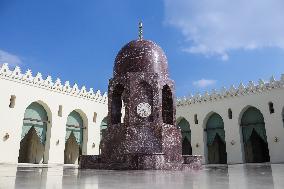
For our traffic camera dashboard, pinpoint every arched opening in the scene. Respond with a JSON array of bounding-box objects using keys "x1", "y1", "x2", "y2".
[
  {"x1": 111, "y1": 84, "x2": 124, "y2": 124},
  {"x1": 162, "y1": 85, "x2": 173, "y2": 124},
  {"x1": 177, "y1": 118, "x2": 192, "y2": 155},
  {"x1": 64, "y1": 111, "x2": 84, "y2": 164},
  {"x1": 137, "y1": 81, "x2": 154, "y2": 121},
  {"x1": 18, "y1": 102, "x2": 49, "y2": 163},
  {"x1": 240, "y1": 107, "x2": 270, "y2": 163},
  {"x1": 206, "y1": 113, "x2": 227, "y2": 164},
  {"x1": 100, "y1": 117, "x2": 108, "y2": 140},
  {"x1": 99, "y1": 117, "x2": 108, "y2": 154}
]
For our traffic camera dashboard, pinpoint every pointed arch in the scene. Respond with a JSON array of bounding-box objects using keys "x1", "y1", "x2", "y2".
[
  {"x1": 18, "y1": 101, "x2": 52, "y2": 164},
  {"x1": 205, "y1": 112, "x2": 227, "y2": 164},
  {"x1": 162, "y1": 85, "x2": 173, "y2": 124},
  {"x1": 111, "y1": 84, "x2": 124, "y2": 124},
  {"x1": 64, "y1": 109, "x2": 88, "y2": 164},
  {"x1": 100, "y1": 116, "x2": 108, "y2": 139},
  {"x1": 240, "y1": 106, "x2": 270, "y2": 163},
  {"x1": 177, "y1": 117, "x2": 192, "y2": 155}
]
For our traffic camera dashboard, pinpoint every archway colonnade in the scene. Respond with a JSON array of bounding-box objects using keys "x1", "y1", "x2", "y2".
[
  {"x1": 17, "y1": 101, "x2": 103, "y2": 165},
  {"x1": 177, "y1": 104, "x2": 277, "y2": 164}
]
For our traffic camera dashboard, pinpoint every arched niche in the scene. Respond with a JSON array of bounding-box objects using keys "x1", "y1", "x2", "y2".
[
  {"x1": 18, "y1": 102, "x2": 51, "y2": 164},
  {"x1": 111, "y1": 84, "x2": 124, "y2": 124},
  {"x1": 205, "y1": 113, "x2": 227, "y2": 164},
  {"x1": 162, "y1": 85, "x2": 173, "y2": 124},
  {"x1": 177, "y1": 118, "x2": 192, "y2": 155},
  {"x1": 240, "y1": 106, "x2": 270, "y2": 163},
  {"x1": 64, "y1": 110, "x2": 87, "y2": 164}
]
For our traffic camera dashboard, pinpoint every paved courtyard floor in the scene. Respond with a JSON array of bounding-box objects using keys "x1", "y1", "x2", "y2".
[{"x1": 0, "y1": 163, "x2": 283, "y2": 189}]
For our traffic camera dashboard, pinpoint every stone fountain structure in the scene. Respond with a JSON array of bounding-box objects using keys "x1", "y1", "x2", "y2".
[{"x1": 80, "y1": 23, "x2": 202, "y2": 170}]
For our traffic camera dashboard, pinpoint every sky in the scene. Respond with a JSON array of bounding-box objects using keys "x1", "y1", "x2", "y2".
[{"x1": 1, "y1": 0, "x2": 284, "y2": 97}]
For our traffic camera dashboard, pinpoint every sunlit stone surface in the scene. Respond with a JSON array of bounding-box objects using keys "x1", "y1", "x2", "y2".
[{"x1": 1, "y1": 164, "x2": 283, "y2": 188}]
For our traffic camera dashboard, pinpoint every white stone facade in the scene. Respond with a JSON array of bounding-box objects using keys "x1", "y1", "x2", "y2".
[
  {"x1": 0, "y1": 63, "x2": 108, "y2": 164},
  {"x1": 177, "y1": 76, "x2": 284, "y2": 164}
]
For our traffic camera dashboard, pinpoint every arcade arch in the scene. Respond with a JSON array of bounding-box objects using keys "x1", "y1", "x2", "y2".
[
  {"x1": 18, "y1": 102, "x2": 51, "y2": 164},
  {"x1": 100, "y1": 117, "x2": 108, "y2": 139},
  {"x1": 205, "y1": 113, "x2": 227, "y2": 164},
  {"x1": 240, "y1": 106, "x2": 270, "y2": 163},
  {"x1": 177, "y1": 118, "x2": 192, "y2": 155},
  {"x1": 64, "y1": 110, "x2": 87, "y2": 164}
]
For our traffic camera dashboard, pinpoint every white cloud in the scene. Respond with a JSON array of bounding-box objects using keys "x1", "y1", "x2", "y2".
[
  {"x1": 0, "y1": 50, "x2": 22, "y2": 66},
  {"x1": 193, "y1": 79, "x2": 216, "y2": 88},
  {"x1": 164, "y1": 0, "x2": 284, "y2": 60}
]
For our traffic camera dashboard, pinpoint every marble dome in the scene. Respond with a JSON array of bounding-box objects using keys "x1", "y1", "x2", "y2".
[{"x1": 114, "y1": 39, "x2": 169, "y2": 76}]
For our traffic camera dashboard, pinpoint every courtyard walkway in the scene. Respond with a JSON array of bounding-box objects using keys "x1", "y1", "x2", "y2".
[{"x1": 0, "y1": 163, "x2": 282, "y2": 188}]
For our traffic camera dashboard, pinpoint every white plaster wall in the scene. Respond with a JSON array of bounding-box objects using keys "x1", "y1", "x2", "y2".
[
  {"x1": 0, "y1": 78, "x2": 108, "y2": 164},
  {"x1": 177, "y1": 88, "x2": 284, "y2": 164}
]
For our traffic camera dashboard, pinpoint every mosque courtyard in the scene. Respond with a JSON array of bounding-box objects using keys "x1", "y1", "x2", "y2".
[{"x1": 0, "y1": 163, "x2": 282, "y2": 189}]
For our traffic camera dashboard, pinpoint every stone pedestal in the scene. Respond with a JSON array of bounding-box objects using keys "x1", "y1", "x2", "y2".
[{"x1": 80, "y1": 154, "x2": 202, "y2": 170}]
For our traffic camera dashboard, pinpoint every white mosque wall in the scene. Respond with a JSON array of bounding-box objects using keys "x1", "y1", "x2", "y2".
[
  {"x1": 0, "y1": 63, "x2": 108, "y2": 164},
  {"x1": 2, "y1": 62, "x2": 284, "y2": 165},
  {"x1": 177, "y1": 76, "x2": 284, "y2": 164}
]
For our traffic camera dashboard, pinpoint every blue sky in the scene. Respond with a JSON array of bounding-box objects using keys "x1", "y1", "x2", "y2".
[{"x1": 1, "y1": 0, "x2": 284, "y2": 97}]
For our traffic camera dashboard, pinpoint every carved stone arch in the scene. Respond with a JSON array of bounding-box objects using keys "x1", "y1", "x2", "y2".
[
  {"x1": 111, "y1": 84, "x2": 125, "y2": 124},
  {"x1": 162, "y1": 85, "x2": 173, "y2": 124}
]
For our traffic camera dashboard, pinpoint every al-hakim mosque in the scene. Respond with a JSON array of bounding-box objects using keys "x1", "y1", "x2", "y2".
[{"x1": 1, "y1": 23, "x2": 284, "y2": 169}]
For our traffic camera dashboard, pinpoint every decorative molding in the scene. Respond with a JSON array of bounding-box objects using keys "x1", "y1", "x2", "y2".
[
  {"x1": 177, "y1": 74, "x2": 284, "y2": 107},
  {"x1": 0, "y1": 63, "x2": 107, "y2": 104}
]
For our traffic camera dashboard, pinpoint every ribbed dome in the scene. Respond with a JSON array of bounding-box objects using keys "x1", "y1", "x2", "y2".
[{"x1": 114, "y1": 39, "x2": 168, "y2": 76}]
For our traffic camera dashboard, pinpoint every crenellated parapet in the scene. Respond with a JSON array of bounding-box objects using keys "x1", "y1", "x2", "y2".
[
  {"x1": 0, "y1": 63, "x2": 107, "y2": 104},
  {"x1": 177, "y1": 75, "x2": 284, "y2": 107}
]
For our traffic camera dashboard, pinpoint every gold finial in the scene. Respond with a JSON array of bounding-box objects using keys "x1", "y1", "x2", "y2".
[{"x1": 138, "y1": 21, "x2": 143, "y2": 40}]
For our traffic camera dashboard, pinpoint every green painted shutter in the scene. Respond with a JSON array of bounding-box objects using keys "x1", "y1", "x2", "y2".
[
  {"x1": 206, "y1": 113, "x2": 226, "y2": 145},
  {"x1": 207, "y1": 129, "x2": 225, "y2": 145},
  {"x1": 178, "y1": 118, "x2": 191, "y2": 142},
  {"x1": 242, "y1": 126, "x2": 267, "y2": 143},
  {"x1": 241, "y1": 107, "x2": 267, "y2": 143}
]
